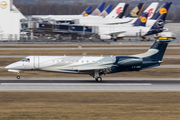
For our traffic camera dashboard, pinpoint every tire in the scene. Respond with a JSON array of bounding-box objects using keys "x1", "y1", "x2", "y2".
[
  {"x1": 96, "y1": 77, "x2": 102, "y2": 82},
  {"x1": 17, "y1": 75, "x2": 20, "y2": 79}
]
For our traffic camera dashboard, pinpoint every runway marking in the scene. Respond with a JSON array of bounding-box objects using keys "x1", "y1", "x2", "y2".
[{"x1": 0, "y1": 83, "x2": 152, "y2": 86}]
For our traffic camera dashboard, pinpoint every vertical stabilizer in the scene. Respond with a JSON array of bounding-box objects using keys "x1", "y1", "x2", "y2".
[
  {"x1": 100, "y1": 5, "x2": 113, "y2": 17},
  {"x1": 116, "y1": 4, "x2": 129, "y2": 19},
  {"x1": 147, "y1": 40, "x2": 173, "y2": 61},
  {"x1": 126, "y1": 3, "x2": 145, "y2": 18},
  {"x1": 91, "y1": 2, "x2": 106, "y2": 16},
  {"x1": 81, "y1": 6, "x2": 92, "y2": 15},
  {"x1": 106, "y1": 3, "x2": 126, "y2": 18},
  {"x1": 151, "y1": 2, "x2": 172, "y2": 20},
  {"x1": 133, "y1": 12, "x2": 149, "y2": 27},
  {"x1": 143, "y1": 2, "x2": 159, "y2": 19}
]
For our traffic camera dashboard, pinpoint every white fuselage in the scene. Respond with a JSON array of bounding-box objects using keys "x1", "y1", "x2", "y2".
[
  {"x1": 5, "y1": 56, "x2": 116, "y2": 74},
  {"x1": 97, "y1": 25, "x2": 150, "y2": 39}
]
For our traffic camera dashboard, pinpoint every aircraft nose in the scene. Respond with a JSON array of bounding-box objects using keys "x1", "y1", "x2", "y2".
[
  {"x1": 5, "y1": 64, "x2": 12, "y2": 69},
  {"x1": 5, "y1": 63, "x2": 17, "y2": 69}
]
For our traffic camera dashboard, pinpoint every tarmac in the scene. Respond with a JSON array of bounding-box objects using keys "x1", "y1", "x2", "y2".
[
  {"x1": 0, "y1": 47, "x2": 180, "y2": 50},
  {"x1": 0, "y1": 78, "x2": 180, "y2": 92}
]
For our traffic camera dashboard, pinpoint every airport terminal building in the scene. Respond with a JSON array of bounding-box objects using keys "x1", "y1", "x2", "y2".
[{"x1": 0, "y1": 0, "x2": 25, "y2": 41}]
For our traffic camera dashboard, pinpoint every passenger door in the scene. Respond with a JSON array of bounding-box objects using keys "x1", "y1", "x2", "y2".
[{"x1": 34, "y1": 56, "x2": 39, "y2": 69}]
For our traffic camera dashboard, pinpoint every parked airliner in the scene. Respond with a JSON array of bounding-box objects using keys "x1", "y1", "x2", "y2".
[{"x1": 5, "y1": 39, "x2": 174, "y2": 82}]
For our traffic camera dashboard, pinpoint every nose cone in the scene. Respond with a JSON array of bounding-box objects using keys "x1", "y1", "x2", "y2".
[
  {"x1": 5, "y1": 63, "x2": 17, "y2": 70},
  {"x1": 5, "y1": 64, "x2": 13, "y2": 69}
]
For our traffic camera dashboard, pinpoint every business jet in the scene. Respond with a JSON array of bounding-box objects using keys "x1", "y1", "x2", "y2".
[{"x1": 5, "y1": 39, "x2": 174, "y2": 82}]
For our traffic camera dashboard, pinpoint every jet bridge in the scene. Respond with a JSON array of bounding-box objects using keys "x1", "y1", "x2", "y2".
[{"x1": 22, "y1": 18, "x2": 99, "y2": 37}]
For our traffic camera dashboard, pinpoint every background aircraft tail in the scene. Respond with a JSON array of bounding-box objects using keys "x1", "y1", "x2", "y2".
[
  {"x1": 126, "y1": 3, "x2": 145, "y2": 18},
  {"x1": 143, "y1": 2, "x2": 159, "y2": 19},
  {"x1": 100, "y1": 5, "x2": 113, "y2": 17},
  {"x1": 106, "y1": 3, "x2": 126, "y2": 18},
  {"x1": 91, "y1": 2, "x2": 106, "y2": 16},
  {"x1": 133, "y1": 12, "x2": 149, "y2": 27},
  {"x1": 81, "y1": 6, "x2": 92, "y2": 15},
  {"x1": 116, "y1": 4, "x2": 129, "y2": 18},
  {"x1": 151, "y1": 2, "x2": 172, "y2": 20},
  {"x1": 145, "y1": 13, "x2": 167, "y2": 36}
]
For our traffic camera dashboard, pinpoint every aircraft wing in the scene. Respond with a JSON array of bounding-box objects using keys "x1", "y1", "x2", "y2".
[
  {"x1": 105, "y1": 31, "x2": 126, "y2": 36},
  {"x1": 105, "y1": 19, "x2": 133, "y2": 25},
  {"x1": 78, "y1": 67, "x2": 112, "y2": 74}
]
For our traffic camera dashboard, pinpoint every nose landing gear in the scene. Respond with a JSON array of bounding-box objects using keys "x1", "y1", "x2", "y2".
[
  {"x1": 16, "y1": 72, "x2": 20, "y2": 79},
  {"x1": 17, "y1": 75, "x2": 20, "y2": 79}
]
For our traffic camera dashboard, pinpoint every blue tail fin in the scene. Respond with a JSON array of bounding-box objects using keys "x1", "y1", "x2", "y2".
[
  {"x1": 147, "y1": 39, "x2": 174, "y2": 61},
  {"x1": 100, "y1": 5, "x2": 113, "y2": 17},
  {"x1": 126, "y1": 3, "x2": 145, "y2": 18},
  {"x1": 146, "y1": 13, "x2": 167, "y2": 36},
  {"x1": 133, "y1": 12, "x2": 149, "y2": 27},
  {"x1": 81, "y1": 6, "x2": 92, "y2": 15},
  {"x1": 151, "y1": 13, "x2": 166, "y2": 29},
  {"x1": 151, "y1": 2, "x2": 172, "y2": 20},
  {"x1": 91, "y1": 2, "x2": 106, "y2": 16}
]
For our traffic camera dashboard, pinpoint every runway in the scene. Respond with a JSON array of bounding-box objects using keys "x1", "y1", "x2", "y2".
[
  {"x1": 0, "y1": 47, "x2": 180, "y2": 50},
  {"x1": 0, "y1": 55, "x2": 180, "y2": 58},
  {"x1": 0, "y1": 78, "x2": 180, "y2": 92}
]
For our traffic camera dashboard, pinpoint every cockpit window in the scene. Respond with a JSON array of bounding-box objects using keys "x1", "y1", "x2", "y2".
[{"x1": 21, "y1": 58, "x2": 30, "y2": 62}]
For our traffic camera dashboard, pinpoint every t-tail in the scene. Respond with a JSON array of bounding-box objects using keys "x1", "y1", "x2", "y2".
[
  {"x1": 147, "y1": 39, "x2": 173, "y2": 61},
  {"x1": 100, "y1": 5, "x2": 113, "y2": 17},
  {"x1": 151, "y1": 2, "x2": 172, "y2": 20},
  {"x1": 126, "y1": 3, "x2": 145, "y2": 18},
  {"x1": 133, "y1": 12, "x2": 149, "y2": 27},
  {"x1": 132, "y1": 39, "x2": 174, "y2": 69},
  {"x1": 81, "y1": 6, "x2": 92, "y2": 15},
  {"x1": 91, "y1": 2, "x2": 106, "y2": 16}
]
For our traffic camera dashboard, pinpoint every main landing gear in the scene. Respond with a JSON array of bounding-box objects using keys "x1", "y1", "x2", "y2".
[
  {"x1": 94, "y1": 70, "x2": 102, "y2": 82},
  {"x1": 95, "y1": 77, "x2": 102, "y2": 82}
]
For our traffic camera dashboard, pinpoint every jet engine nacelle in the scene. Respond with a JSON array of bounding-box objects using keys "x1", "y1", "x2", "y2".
[
  {"x1": 117, "y1": 58, "x2": 143, "y2": 66},
  {"x1": 99, "y1": 35, "x2": 111, "y2": 40}
]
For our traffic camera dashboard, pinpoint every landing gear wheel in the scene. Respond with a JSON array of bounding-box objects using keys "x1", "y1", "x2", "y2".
[
  {"x1": 96, "y1": 77, "x2": 102, "y2": 82},
  {"x1": 17, "y1": 75, "x2": 20, "y2": 79}
]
